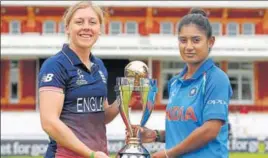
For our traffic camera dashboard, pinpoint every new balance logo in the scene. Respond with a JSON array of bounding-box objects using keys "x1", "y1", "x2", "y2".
[{"x1": 42, "y1": 73, "x2": 54, "y2": 82}]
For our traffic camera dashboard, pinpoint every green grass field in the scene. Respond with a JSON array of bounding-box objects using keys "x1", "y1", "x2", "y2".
[
  {"x1": 1, "y1": 153, "x2": 268, "y2": 158},
  {"x1": 230, "y1": 153, "x2": 268, "y2": 158}
]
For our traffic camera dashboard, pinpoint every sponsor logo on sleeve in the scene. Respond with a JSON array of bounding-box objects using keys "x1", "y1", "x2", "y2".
[
  {"x1": 207, "y1": 99, "x2": 227, "y2": 105},
  {"x1": 41, "y1": 73, "x2": 54, "y2": 82}
]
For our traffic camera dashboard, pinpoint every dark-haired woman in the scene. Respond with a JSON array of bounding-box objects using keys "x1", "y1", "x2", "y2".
[{"x1": 133, "y1": 8, "x2": 233, "y2": 158}]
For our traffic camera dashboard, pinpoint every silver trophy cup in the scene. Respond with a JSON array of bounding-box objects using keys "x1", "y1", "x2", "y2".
[{"x1": 115, "y1": 61, "x2": 158, "y2": 158}]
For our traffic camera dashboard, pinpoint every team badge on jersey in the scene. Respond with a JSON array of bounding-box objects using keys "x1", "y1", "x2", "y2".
[
  {"x1": 98, "y1": 70, "x2": 107, "y2": 84},
  {"x1": 76, "y1": 69, "x2": 88, "y2": 85},
  {"x1": 189, "y1": 87, "x2": 198, "y2": 97}
]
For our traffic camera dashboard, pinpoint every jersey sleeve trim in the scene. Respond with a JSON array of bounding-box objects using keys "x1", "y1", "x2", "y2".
[
  {"x1": 203, "y1": 113, "x2": 227, "y2": 123},
  {"x1": 39, "y1": 86, "x2": 64, "y2": 94}
]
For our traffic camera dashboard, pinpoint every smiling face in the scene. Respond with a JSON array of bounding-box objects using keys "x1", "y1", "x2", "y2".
[
  {"x1": 178, "y1": 24, "x2": 215, "y2": 65},
  {"x1": 66, "y1": 6, "x2": 101, "y2": 49}
]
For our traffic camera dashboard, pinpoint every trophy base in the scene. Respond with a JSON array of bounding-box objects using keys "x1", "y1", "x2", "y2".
[{"x1": 116, "y1": 138, "x2": 150, "y2": 158}]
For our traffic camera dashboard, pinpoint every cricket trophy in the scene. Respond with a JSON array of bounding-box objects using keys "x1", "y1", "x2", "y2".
[{"x1": 115, "y1": 61, "x2": 158, "y2": 158}]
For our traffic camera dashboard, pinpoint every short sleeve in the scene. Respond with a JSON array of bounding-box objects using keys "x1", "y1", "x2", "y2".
[
  {"x1": 202, "y1": 71, "x2": 233, "y2": 123},
  {"x1": 38, "y1": 59, "x2": 67, "y2": 89}
]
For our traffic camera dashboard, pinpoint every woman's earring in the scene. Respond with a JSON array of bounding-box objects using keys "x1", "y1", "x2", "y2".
[{"x1": 208, "y1": 48, "x2": 211, "y2": 53}]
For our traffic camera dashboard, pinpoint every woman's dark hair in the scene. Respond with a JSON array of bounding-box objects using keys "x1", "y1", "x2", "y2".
[{"x1": 178, "y1": 8, "x2": 212, "y2": 38}]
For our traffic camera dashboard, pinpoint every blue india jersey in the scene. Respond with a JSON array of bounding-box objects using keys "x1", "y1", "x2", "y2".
[{"x1": 165, "y1": 58, "x2": 232, "y2": 158}]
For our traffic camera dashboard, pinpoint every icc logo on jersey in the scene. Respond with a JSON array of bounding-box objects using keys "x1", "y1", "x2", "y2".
[{"x1": 76, "y1": 69, "x2": 88, "y2": 85}]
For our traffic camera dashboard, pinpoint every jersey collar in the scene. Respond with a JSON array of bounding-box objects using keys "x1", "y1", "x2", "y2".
[
  {"x1": 61, "y1": 44, "x2": 96, "y2": 66},
  {"x1": 179, "y1": 58, "x2": 214, "y2": 80}
]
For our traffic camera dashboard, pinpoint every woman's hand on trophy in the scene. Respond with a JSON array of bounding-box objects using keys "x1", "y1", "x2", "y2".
[
  {"x1": 127, "y1": 125, "x2": 157, "y2": 143},
  {"x1": 139, "y1": 126, "x2": 158, "y2": 143}
]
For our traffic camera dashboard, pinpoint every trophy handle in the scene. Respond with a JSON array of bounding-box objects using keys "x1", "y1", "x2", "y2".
[{"x1": 140, "y1": 79, "x2": 158, "y2": 127}]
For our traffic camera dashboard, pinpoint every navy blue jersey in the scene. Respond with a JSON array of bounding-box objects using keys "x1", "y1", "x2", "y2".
[
  {"x1": 166, "y1": 58, "x2": 232, "y2": 158},
  {"x1": 38, "y1": 44, "x2": 108, "y2": 157}
]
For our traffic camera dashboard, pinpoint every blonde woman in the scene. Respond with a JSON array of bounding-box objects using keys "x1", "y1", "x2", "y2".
[{"x1": 38, "y1": 1, "x2": 119, "y2": 158}]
